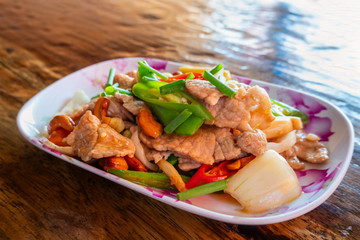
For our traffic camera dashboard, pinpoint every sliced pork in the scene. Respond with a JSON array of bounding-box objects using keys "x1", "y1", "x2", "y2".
[
  {"x1": 186, "y1": 80, "x2": 274, "y2": 131},
  {"x1": 66, "y1": 111, "x2": 135, "y2": 162}
]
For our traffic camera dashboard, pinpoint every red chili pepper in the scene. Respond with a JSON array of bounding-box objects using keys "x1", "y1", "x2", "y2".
[
  {"x1": 185, "y1": 161, "x2": 236, "y2": 189},
  {"x1": 93, "y1": 97, "x2": 111, "y2": 124},
  {"x1": 159, "y1": 72, "x2": 206, "y2": 82}
]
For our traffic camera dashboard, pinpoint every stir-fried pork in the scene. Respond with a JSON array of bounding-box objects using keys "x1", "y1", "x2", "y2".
[
  {"x1": 186, "y1": 80, "x2": 274, "y2": 131},
  {"x1": 66, "y1": 111, "x2": 135, "y2": 162},
  {"x1": 236, "y1": 129, "x2": 268, "y2": 156},
  {"x1": 107, "y1": 96, "x2": 134, "y2": 122},
  {"x1": 139, "y1": 126, "x2": 268, "y2": 169},
  {"x1": 294, "y1": 130, "x2": 329, "y2": 163},
  {"x1": 113, "y1": 73, "x2": 137, "y2": 90},
  {"x1": 114, "y1": 93, "x2": 145, "y2": 116}
]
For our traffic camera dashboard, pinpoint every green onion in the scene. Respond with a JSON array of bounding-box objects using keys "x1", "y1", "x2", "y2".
[
  {"x1": 177, "y1": 179, "x2": 228, "y2": 201},
  {"x1": 203, "y1": 70, "x2": 237, "y2": 98},
  {"x1": 106, "y1": 68, "x2": 116, "y2": 87},
  {"x1": 142, "y1": 76, "x2": 159, "y2": 82},
  {"x1": 209, "y1": 64, "x2": 223, "y2": 75},
  {"x1": 185, "y1": 73, "x2": 195, "y2": 80},
  {"x1": 113, "y1": 87, "x2": 133, "y2": 96},
  {"x1": 160, "y1": 79, "x2": 186, "y2": 95},
  {"x1": 108, "y1": 169, "x2": 190, "y2": 191},
  {"x1": 164, "y1": 109, "x2": 192, "y2": 134},
  {"x1": 167, "y1": 154, "x2": 178, "y2": 165},
  {"x1": 138, "y1": 61, "x2": 168, "y2": 80},
  {"x1": 91, "y1": 92, "x2": 107, "y2": 100}
]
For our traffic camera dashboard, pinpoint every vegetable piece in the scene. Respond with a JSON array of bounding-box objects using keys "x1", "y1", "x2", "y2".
[
  {"x1": 93, "y1": 97, "x2": 111, "y2": 124},
  {"x1": 108, "y1": 169, "x2": 190, "y2": 191},
  {"x1": 268, "y1": 130, "x2": 297, "y2": 153},
  {"x1": 159, "y1": 72, "x2": 205, "y2": 82},
  {"x1": 157, "y1": 159, "x2": 187, "y2": 192},
  {"x1": 159, "y1": 79, "x2": 186, "y2": 95},
  {"x1": 130, "y1": 128, "x2": 158, "y2": 171},
  {"x1": 262, "y1": 116, "x2": 294, "y2": 139},
  {"x1": 138, "y1": 61, "x2": 168, "y2": 80},
  {"x1": 105, "y1": 86, "x2": 133, "y2": 96},
  {"x1": 177, "y1": 179, "x2": 227, "y2": 201},
  {"x1": 209, "y1": 64, "x2": 223, "y2": 75},
  {"x1": 149, "y1": 104, "x2": 204, "y2": 136},
  {"x1": 202, "y1": 70, "x2": 237, "y2": 98},
  {"x1": 109, "y1": 117, "x2": 125, "y2": 133},
  {"x1": 164, "y1": 109, "x2": 192, "y2": 134},
  {"x1": 185, "y1": 162, "x2": 236, "y2": 189},
  {"x1": 48, "y1": 128, "x2": 71, "y2": 146},
  {"x1": 137, "y1": 107, "x2": 163, "y2": 138},
  {"x1": 106, "y1": 68, "x2": 116, "y2": 87},
  {"x1": 132, "y1": 81, "x2": 213, "y2": 120},
  {"x1": 271, "y1": 99, "x2": 309, "y2": 124},
  {"x1": 40, "y1": 137, "x2": 75, "y2": 156},
  {"x1": 99, "y1": 157, "x2": 128, "y2": 171},
  {"x1": 226, "y1": 155, "x2": 255, "y2": 171},
  {"x1": 185, "y1": 73, "x2": 195, "y2": 80},
  {"x1": 179, "y1": 66, "x2": 232, "y2": 80},
  {"x1": 166, "y1": 154, "x2": 178, "y2": 165},
  {"x1": 225, "y1": 150, "x2": 302, "y2": 213},
  {"x1": 48, "y1": 115, "x2": 75, "y2": 134},
  {"x1": 125, "y1": 156, "x2": 148, "y2": 172}
]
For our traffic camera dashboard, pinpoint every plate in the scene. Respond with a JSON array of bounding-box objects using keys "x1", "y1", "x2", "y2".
[{"x1": 17, "y1": 57, "x2": 354, "y2": 225}]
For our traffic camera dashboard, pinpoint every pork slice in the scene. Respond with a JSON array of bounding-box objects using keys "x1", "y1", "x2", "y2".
[
  {"x1": 178, "y1": 157, "x2": 201, "y2": 171},
  {"x1": 294, "y1": 130, "x2": 329, "y2": 163},
  {"x1": 89, "y1": 124, "x2": 135, "y2": 159},
  {"x1": 139, "y1": 127, "x2": 216, "y2": 165},
  {"x1": 236, "y1": 129, "x2": 268, "y2": 156},
  {"x1": 113, "y1": 73, "x2": 137, "y2": 90},
  {"x1": 213, "y1": 128, "x2": 242, "y2": 161},
  {"x1": 66, "y1": 110, "x2": 135, "y2": 162},
  {"x1": 66, "y1": 111, "x2": 100, "y2": 162},
  {"x1": 146, "y1": 151, "x2": 172, "y2": 163},
  {"x1": 107, "y1": 96, "x2": 134, "y2": 122},
  {"x1": 185, "y1": 80, "x2": 224, "y2": 105},
  {"x1": 280, "y1": 147, "x2": 305, "y2": 170},
  {"x1": 114, "y1": 93, "x2": 145, "y2": 116},
  {"x1": 188, "y1": 80, "x2": 274, "y2": 131}
]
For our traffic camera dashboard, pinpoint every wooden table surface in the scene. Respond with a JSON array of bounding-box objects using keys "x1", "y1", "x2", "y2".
[{"x1": 0, "y1": 0, "x2": 359, "y2": 239}]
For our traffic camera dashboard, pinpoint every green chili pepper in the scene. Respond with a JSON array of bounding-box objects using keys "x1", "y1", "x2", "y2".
[
  {"x1": 132, "y1": 81, "x2": 213, "y2": 120},
  {"x1": 108, "y1": 169, "x2": 190, "y2": 191},
  {"x1": 164, "y1": 109, "x2": 192, "y2": 134},
  {"x1": 149, "y1": 104, "x2": 205, "y2": 136},
  {"x1": 271, "y1": 99, "x2": 309, "y2": 124},
  {"x1": 166, "y1": 154, "x2": 179, "y2": 166}
]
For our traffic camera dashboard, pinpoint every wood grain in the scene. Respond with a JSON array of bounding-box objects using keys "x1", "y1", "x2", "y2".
[{"x1": 0, "y1": 0, "x2": 359, "y2": 239}]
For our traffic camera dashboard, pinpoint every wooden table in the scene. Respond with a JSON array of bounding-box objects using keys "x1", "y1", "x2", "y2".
[{"x1": 1, "y1": 0, "x2": 359, "y2": 239}]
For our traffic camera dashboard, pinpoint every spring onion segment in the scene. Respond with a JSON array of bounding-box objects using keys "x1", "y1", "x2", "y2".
[
  {"x1": 164, "y1": 109, "x2": 192, "y2": 134},
  {"x1": 225, "y1": 150, "x2": 302, "y2": 213},
  {"x1": 160, "y1": 79, "x2": 186, "y2": 95},
  {"x1": 203, "y1": 70, "x2": 237, "y2": 98}
]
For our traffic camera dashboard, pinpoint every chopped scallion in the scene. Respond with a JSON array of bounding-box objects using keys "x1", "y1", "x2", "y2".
[
  {"x1": 209, "y1": 64, "x2": 223, "y2": 75},
  {"x1": 203, "y1": 71, "x2": 237, "y2": 98},
  {"x1": 164, "y1": 109, "x2": 192, "y2": 134},
  {"x1": 106, "y1": 68, "x2": 116, "y2": 87},
  {"x1": 185, "y1": 73, "x2": 195, "y2": 80},
  {"x1": 138, "y1": 61, "x2": 168, "y2": 81},
  {"x1": 177, "y1": 179, "x2": 228, "y2": 201}
]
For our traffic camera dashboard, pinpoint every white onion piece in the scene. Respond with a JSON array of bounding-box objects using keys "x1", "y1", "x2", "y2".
[
  {"x1": 39, "y1": 137, "x2": 76, "y2": 156},
  {"x1": 268, "y1": 130, "x2": 297, "y2": 153},
  {"x1": 130, "y1": 128, "x2": 158, "y2": 171}
]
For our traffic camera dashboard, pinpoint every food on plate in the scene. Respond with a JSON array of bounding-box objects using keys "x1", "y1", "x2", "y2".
[{"x1": 40, "y1": 61, "x2": 329, "y2": 213}]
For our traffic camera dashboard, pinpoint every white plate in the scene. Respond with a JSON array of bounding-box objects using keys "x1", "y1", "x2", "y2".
[{"x1": 17, "y1": 57, "x2": 354, "y2": 225}]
